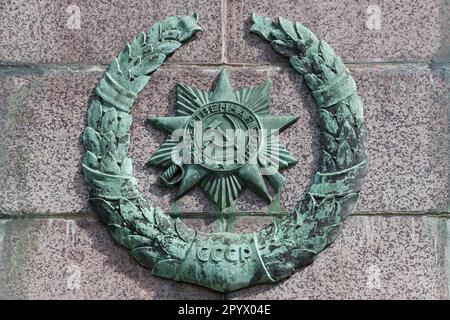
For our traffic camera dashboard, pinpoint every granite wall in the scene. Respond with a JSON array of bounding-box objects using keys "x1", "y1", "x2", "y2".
[{"x1": 0, "y1": 0, "x2": 449, "y2": 299}]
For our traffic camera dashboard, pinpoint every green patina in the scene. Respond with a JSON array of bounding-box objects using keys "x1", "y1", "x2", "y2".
[
  {"x1": 82, "y1": 13, "x2": 368, "y2": 292},
  {"x1": 147, "y1": 68, "x2": 298, "y2": 214}
]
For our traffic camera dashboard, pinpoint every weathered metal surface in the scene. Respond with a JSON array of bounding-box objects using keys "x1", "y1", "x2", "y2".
[
  {"x1": 147, "y1": 68, "x2": 298, "y2": 213},
  {"x1": 82, "y1": 14, "x2": 368, "y2": 292}
]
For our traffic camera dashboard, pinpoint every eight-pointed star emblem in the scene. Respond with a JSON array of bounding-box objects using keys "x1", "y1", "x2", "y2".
[{"x1": 147, "y1": 69, "x2": 298, "y2": 212}]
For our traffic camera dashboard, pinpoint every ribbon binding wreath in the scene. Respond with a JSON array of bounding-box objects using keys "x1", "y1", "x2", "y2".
[{"x1": 82, "y1": 13, "x2": 368, "y2": 292}]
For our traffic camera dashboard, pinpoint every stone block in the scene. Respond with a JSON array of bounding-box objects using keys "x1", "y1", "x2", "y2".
[
  {"x1": 0, "y1": 0, "x2": 222, "y2": 65},
  {"x1": 0, "y1": 217, "x2": 222, "y2": 299},
  {"x1": 226, "y1": 215, "x2": 449, "y2": 299},
  {"x1": 226, "y1": 0, "x2": 446, "y2": 63}
]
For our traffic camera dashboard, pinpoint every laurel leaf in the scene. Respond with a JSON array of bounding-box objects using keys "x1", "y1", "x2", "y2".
[
  {"x1": 154, "y1": 209, "x2": 172, "y2": 233},
  {"x1": 116, "y1": 134, "x2": 130, "y2": 162},
  {"x1": 335, "y1": 103, "x2": 355, "y2": 125},
  {"x1": 117, "y1": 46, "x2": 130, "y2": 66},
  {"x1": 129, "y1": 32, "x2": 146, "y2": 58},
  {"x1": 304, "y1": 74, "x2": 320, "y2": 88},
  {"x1": 354, "y1": 123, "x2": 368, "y2": 162},
  {"x1": 264, "y1": 261, "x2": 296, "y2": 282},
  {"x1": 154, "y1": 40, "x2": 181, "y2": 55},
  {"x1": 279, "y1": 17, "x2": 298, "y2": 41},
  {"x1": 139, "y1": 205, "x2": 155, "y2": 224},
  {"x1": 250, "y1": 14, "x2": 275, "y2": 40},
  {"x1": 141, "y1": 54, "x2": 166, "y2": 75},
  {"x1": 91, "y1": 198, "x2": 123, "y2": 225},
  {"x1": 320, "y1": 64, "x2": 337, "y2": 83},
  {"x1": 130, "y1": 247, "x2": 161, "y2": 268},
  {"x1": 323, "y1": 224, "x2": 341, "y2": 243},
  {"x1": 333, "y1": 56, "x2": 348, "y2": 75},
  {"x1": 120, "y1": 199, "x2": 144, "y2": 222},
  {"x1": 356, "y1": 123, "x2": 368, "y2": 144},
  {"x1": 114, "y1": 71, "x2": 131, "y2": 87},
  {"x1": 319, "y1": 110, "x2": 338, "y2": 135},
  {"x1": 128, "y1": 57, "x2": 142, "y2": 79},
  {"x1": 318, "y1": 40, "x2": 335, "y2": 67},
  {"x1": 87, "y1": 100, "x2": 102, "y2": 130},
  {"x1": 142, "y1": 42, "x2": 154, "y2": 55},
  {"x1": 336, "y1": 141, "x2": 354, "y2": 168},
  {"x1": 100, "y1": 151, "x2": 121, "y2": 175},
  {"x1": 176, "y1": 13, "x2": 203, "y2": 42},
  {"x1": 101, "y1": 108, "x2": 118, "y2": 133},
  {"x1": 348, "y1": 94, "x2": 364, "y2": 123},
  {"x1": 161, "y1": 29, "x2": 181, "y2": 40},
  {"x1": 311, "y1": 54, "x2": 322, "y2": 73},
  {"x1": 100, "y1": 131, "x2": 118, "y2": 157},
  {"x1": 315, "y1": 197, "x2": 335, "y2": 220},
  {"x1": 322, "y1": 132, "x2": 337, "y2": 154},
  {"x1": 82, "y1": 127, "x2": 101, "y2": 156},
  {"x1": 161, "y1": 16, "x2": 179, "y2": 30},
  {"x1": 147, "y1": 22, "x2": 161, "y2": 44},
  {"x1": 108, "y1": 58, "x2": 121, "y2": 76},
  {"x1": 320, "y1": 150, "x2": 336, "y2": 172},
  {"x1": 108, "y1": 224, "x2": 131, "y2": 245},
  {"x1": 296, "y1": 193, "x2": 317, "y2": 225},
  {"x1": 337, "y1": 193, "x2": 357, "y2": 220},
  {"x1": 339, "y1": 120, "x2": 357, "y2": 149},
  {"x1": 289, "y1": 56, "x2": 309, "y2": 74},
  {"x1": 116, "y1": 143, "x2": 128, "y2": 163},
  {"x1": 295, "y1": 23, "x2": 318, "y2": 43},
  {"x1": 121, "y1": 157, "x2": 133, "y2": 175},
  {"x1": 271, "y1": 39, "x2": 297, "y2": 57},
  {"x1": 117, "y1": 133, "x2": 130, "y2": 145},
  {"x1": 127, "y1": 235, "x2": 152, "y2": 249},
  {"x1": 129, "y1": 75, "x2": 150, "y2": 94},
  {"x1": 151, "y1": 259, "x2": 181, "y2": 279},
  {"x1": 312, "y1": 54, "x2": 335, "y2": 83},
  {"x1": 84, "y1": 151, "x2": 99, "y2": 169},
  {"x1": 116, "y1": 112, "x2": 132, "y2": 137},
  {"x1": 141, "y1": 206, "x2": 155, "y2": 225},
  {"x1": 109, "y1": 224, "x2": 149, "y2": 249}
]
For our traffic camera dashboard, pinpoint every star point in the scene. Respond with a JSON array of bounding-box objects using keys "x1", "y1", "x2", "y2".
[
  {"x1": 211, "y1": 69, "x2": 238, "y2": 103},
  {"x1": 148, "y1": 116, "x2": 189, "y2": 133}
]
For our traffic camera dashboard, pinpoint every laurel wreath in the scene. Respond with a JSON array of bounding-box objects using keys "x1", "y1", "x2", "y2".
[{"x1": 82, "y1": 14, "x2": 368, "y2": 292}]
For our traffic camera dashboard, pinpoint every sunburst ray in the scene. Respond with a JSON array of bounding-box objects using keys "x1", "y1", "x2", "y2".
[
  {"x1": 176, "y1": 84, "x2": 211, "y2": 116},
  {"x1": 201, "y1": 174, "x2": 244, "y2": 210},
  {"x1": 259, "y1": 136, "x2": 298, "y2": 170},
  {"x1": 235, "y1": 80, "x2": 271, "y2": 115}
]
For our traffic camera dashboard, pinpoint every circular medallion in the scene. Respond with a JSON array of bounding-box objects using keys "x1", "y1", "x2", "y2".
[
  {"x1": 82, "y1": 13, "x2": 368, "y2": 292},
  {"x1": 184, "y1": 101, "x2": 261, "y2": 172}
]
